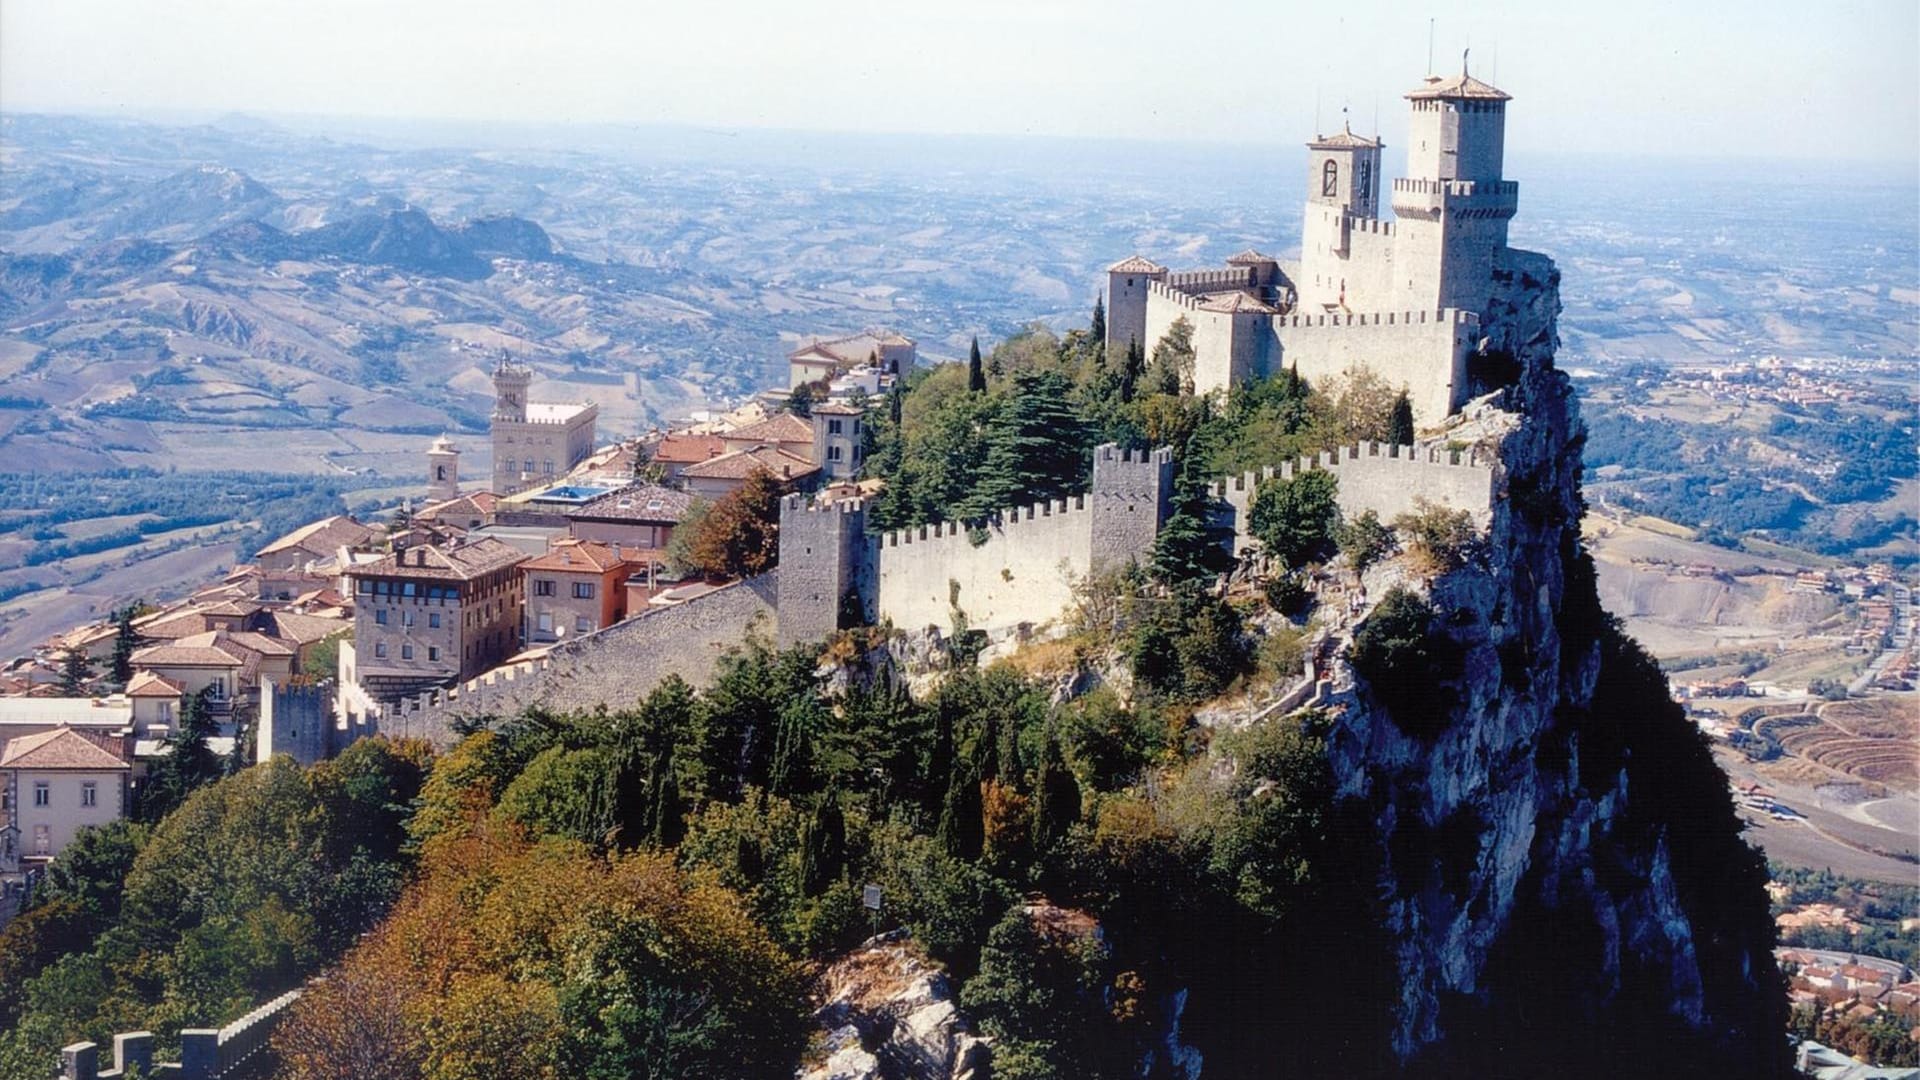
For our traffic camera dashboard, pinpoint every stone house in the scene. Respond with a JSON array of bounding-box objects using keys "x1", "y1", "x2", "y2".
[
  {"x1": 124, "y1": 671, "x2": 185, "y2": 734},
  {"x1": 680, "y1": 445, "x2": 820, "y2": 500},
  {"x1": 343, "y1": 538, "x2": 529, "y2": 703},
  {"x1": 0, "y1": 726, "x2": 131, "y2": 869},
  {"x1": 254, "y1": 515, "x2": 379, "y2": 575},
  {"x1": 810, "y1": 401, "x2": 866, "y2": 480},
  {"x1": 521, "y1": 540, "x2": 634, "y2": 645},
  {"x1": 785, "y1": 329, "x2": 916, "y2": 389},
  {"x1": 719, "y1": 413, "x2": 816, "y2": 460}
]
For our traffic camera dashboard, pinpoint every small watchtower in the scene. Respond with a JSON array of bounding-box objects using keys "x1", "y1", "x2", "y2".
[{"x1": 426, "y1": 435, "x2": 459, "y2": 502}]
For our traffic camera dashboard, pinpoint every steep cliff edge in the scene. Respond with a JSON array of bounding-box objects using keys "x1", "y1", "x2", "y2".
[{"x1": 1298, "y1": 252, "x2": 1788, "y2": 1073}]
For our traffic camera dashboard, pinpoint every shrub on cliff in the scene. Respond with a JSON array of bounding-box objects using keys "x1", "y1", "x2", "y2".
[
  {"x1": 1348, "y1": 587, "x2": 1462, "y2": 740},
  {"x1": 1249, "y1": 468, "x2": 1339, "y2": 569}
]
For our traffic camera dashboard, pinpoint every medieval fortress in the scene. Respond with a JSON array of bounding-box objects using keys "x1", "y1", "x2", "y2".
[
  {"x1": 1108, "y1": 66, "x2": 1523, "y2": 427},
  {"x1": 371, "y1": 64, "x2": 1548, "y2": 741}
]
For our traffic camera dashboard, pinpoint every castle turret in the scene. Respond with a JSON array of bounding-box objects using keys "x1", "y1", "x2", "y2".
[
  {"x1": 1390, "y1": 60, "x2": 1518, "y2": 315},
  {"x1": 1299, "y1": 123, "x2": 1386, "y2": 310},
  {"x1": 1105, "y1": 255, "x2": 1166, "y2": 359},
  {"x1": 777, "y1": 493, "x2": 871, "y2": 647},
  {"x1": 426, "y1": 435, "x2": 460, "y2": 502},
  {"x1": 1088, "y1": 444, "x2": 1173, "y2": 572}
]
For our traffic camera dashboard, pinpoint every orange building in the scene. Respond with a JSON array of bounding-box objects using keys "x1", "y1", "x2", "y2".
[{"x1": 520, "y1": 540, "x2": 634, "y2": 644}]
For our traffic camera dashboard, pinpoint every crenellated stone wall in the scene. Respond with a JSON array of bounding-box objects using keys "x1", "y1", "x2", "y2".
[
  {"x1": 1214, "y1": 440, "x2": 1498, "y2": 556},
  {"x1": 59, "y1": 989, "x2": 300, "y2": 1080},
  {"x1": 376, "y1": 575, "x2": 777, "y2": 747}
]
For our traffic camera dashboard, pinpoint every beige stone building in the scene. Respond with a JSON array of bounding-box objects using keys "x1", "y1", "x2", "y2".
[
  {"x1": 490, "y1": 357, "x2": 598, "y2": 496},
  {"x1": 521, "y1": 540, "x2": 633, "y2": 645},
  {"x1": 786, "y1": 329, "x2": 915, "y2": 389},
  {"x1": 344, "y1": 538, "x2": 529, "y2": 703},
  {"x1": 810, "y1": 401, "x2": 866, "y2": 480},
  {"x1": 0, "y1": 727, "x2": 130, "y2": 870}
]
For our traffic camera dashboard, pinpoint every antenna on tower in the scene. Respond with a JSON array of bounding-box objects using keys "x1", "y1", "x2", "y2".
[
  {"x1": 1314, "y1": 88, "x2": 1322, "y2": 137},
  {"x1": 1463, "y1": 46, "x2": 1471, "y2": 77}
]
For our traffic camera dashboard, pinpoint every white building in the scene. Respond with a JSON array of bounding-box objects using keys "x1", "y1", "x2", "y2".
[{"x1": 0, "y1": 727, "x2": 131, "y2": 871}]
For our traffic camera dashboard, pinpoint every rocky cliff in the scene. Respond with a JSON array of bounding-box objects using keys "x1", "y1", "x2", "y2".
[{"x1": 1288, "y1": 251, "x2": 1788, "y2": 1073}]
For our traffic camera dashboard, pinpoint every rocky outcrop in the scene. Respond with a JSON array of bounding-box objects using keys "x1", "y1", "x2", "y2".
[
  {"x1": 799, "y1": 931, "x2": 991, "y2": 1080},
  {"x1": 1285, "y1": 249, "x2": 1788, "y2": 1073}
]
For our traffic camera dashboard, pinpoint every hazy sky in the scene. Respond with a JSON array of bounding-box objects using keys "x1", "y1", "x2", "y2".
[{"x1": 3, "y1": 0, "x2": 1916, "y2": 164}]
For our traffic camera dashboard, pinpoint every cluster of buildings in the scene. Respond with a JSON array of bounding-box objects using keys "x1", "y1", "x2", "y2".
[
  {"x1": 0, "y1": 326, "x2": 912, "y2": 884},
  {"x1": 1661, "y1": 359, "x2": 1906, "y2": 412}
]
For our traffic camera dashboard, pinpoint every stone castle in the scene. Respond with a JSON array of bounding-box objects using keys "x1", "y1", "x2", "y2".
[
  {"x1": 358, "y1": 63, "x2": 1537, "y2": 744},
  {"x1": 1106, "y1": 62, "x2": 1527, "y2": 427}
]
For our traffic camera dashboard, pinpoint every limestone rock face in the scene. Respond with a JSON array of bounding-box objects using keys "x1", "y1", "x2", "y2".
[
  {"x1": 799, "y1": 931, "x2": 991, "y2": 1080},
  {"x1": 1302, "y1": 251, "x2": 1785, "y2": 1069}
]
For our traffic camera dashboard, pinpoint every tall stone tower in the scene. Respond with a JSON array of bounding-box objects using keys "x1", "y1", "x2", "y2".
[
  {"x1": 490, "y1": 355, "x2": 533, "y2": 495},
  {"x1": 1298, "y1": 123, "x2": 1385, "y2": 309},
  {"x1": 426, "y1": 435, "x2": 459, "y2": 502},
  {"x1": 1104, "y1": 255, "x2": 1166, "y2": 359},
  {"x1": 1390, "y1": 59, "x2": 1518, "y2": 316}
]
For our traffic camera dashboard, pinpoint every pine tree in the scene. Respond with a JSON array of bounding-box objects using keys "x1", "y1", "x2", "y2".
[
  {"x1": 1388, "y1": 390, "x2": 1416, "y2": 446},
  {"x1": 968, "y1": 336, "x2": 987, "y2": 394},
  {"x1": 1149, "y1": 316, "x2": 1196, "y2": 397},
  {"x1": 1151, "y1": 434, "x2": 1233, "y2": 585},
  {"x1": 963, "y1": 370, "x2": 1089, "y2": 519},
  {"x1": 1031, "y1": 734, "x2": 1080, "y2": 852},
  {"x1": 801, "y1": 792, "x2": 846, "y2": 896},
  {"x1": 57, "y1": 647, "x2": 94, "y2": 697}
]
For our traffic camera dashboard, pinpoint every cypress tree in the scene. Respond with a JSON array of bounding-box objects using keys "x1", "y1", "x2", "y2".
[
  {"x1": 109, "y1": 606, "x2": 140, "y2": 686},
  {"x1": 1090, "y1": 295, "x2": 1106, "y2": 345},
  {"x1": 801, "y1": 791, "x2": 847, "y2": 896},
  {"x1": 1388, "y1": 391, "x2": 1416, "y2": 446},
  {"x1": 968, "y1": 336, "x2": 987, "y2": 393},
  {"x1": 1119, "y1": 338, "x2": 1145, "y2": 403},
  {"x1": 936, "y1": 761, "x2": 985, "y2": 861},
  {"x1": 1032, "y1": 734, "x2": 1080, "y2": 851}
]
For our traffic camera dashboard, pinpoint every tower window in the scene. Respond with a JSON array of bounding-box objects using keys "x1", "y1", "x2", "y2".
[{"x1": 1322, "y1": 160, "x2": 1338, "y2": 197}]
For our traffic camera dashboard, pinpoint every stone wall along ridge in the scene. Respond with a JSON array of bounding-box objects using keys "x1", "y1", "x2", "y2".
[{"x1": 1214, "y1": 440, "x2": 1497, "y2": 555}]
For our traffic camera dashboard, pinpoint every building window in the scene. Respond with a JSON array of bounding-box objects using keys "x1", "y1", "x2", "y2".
[
  {"x1": 401, "y1": 644, "x2": 413, "y2": 660},
  {"x1": 575, "y1": 615, "x2": 591, "y2": 633},
  {"x1": 374, "y1": 642, "x2": 388, "y2": 658},
  {"x1": 523, "y1": 459, "x2": 535, "y2": 474},
  {"x1": 537, "y1": 612, "x2": 554, "y2": 633},
  {"x1": 534, "y1": 579, "x2": 556, "y2": 597},
  {"x1": 375, "y1": 608, "x2": 389, "y2": 625},
  {"x1": 33, "y1": 782, "x2": 49, "y2": 807},
  {"x1": 428, "y1": 646, "x2": 440, "y2": 661},
  {"x1": 1322, "y1": 159, "x2": 1338, "y2": 197},
  {"x1": 544, "y1": 460, "x2": 554, "y2": 474},
  {"x1": 429, "y1": 612, "x2": 441, "y2": 628},
  {"x1": 828, "y1": 419, "x2": 843, "y2": 434},
  {"x1": 81, "y1": 783, "x2": 96, "y2": 808},
  {"x1": 572, "y1": 582, "x2": 595, "y2": 600},
  {"x1": 402, "y1": 610, "x2": 414, "y2": 626},
  {"x1": 827, "y1": 446, "x2": 843, "y2": 461}
]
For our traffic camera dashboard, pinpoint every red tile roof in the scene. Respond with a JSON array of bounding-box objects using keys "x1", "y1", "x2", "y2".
[
  {"x1": 0, "y1": 727, "x2": 130, "y2": 771},
  {"x1": 651, "y1": 433, "x2": 729, "y2": 464},
  {"x1": 522, "y1": 540, "x2": 631, "y2": 574}
]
